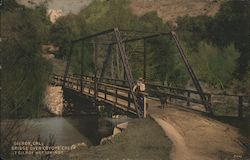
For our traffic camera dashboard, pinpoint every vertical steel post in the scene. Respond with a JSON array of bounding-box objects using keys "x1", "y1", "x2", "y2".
[
  {"x1": 143, "y1": 39, "x2": 146, "y2": 82},
  {"x1": 80, "y1": 41, "x2": 84, "y2": 93},
  {"x1": 93, "y1": 41, "x2": 98, "y2": 101},
  {"x1": 93, "y1": 40, "x2": 97, "y2": 77},
  {"x1": 63, "y1": 42, "x2": 73, "y2": 87},
  {"x1": 123, "y1": 43, "x2": 127, "y2": 85},
  {"x1": 99, "y1": 43, "x2": 113, "y2": 80},
  {"x1": 0, "y1": 64, "x2": 2, "y2": 126}
]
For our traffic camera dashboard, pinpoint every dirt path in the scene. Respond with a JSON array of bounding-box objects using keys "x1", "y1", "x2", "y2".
[
  {"x1": 153, "y1": 117, "x2": 197, "y2": 160},
  {"x1": 149, "y1": 106, "x2": 244, "y2": 160}
]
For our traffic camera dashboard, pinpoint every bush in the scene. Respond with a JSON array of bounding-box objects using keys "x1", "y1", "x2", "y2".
[{"x1": 1, "y1": 1, "x2": 52, "y2": 118}]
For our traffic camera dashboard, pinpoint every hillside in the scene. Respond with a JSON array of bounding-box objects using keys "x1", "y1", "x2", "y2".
[
  {"x1": 17, "y1": 0, "x2": 223, "y2": 24},
  {"x1": 129, "y1": 0, "x2": 223, "y2": 23}
]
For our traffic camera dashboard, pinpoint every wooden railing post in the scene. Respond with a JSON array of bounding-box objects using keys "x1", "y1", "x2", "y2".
[
  {"x1": 128, "y1": 92, "x2": 131, "y2": 108},
  {"x1": 68, "y1": 77, "x2": 70, "y2": 87},
  {"x1": 238, "y1": 96, "x2": 243, "y2": 118},
  {"x1": 88, "y1": 84, "x2": 91, "y2": 94},
  {"x1": 169, "y1": 89, "x2": 172, "y2": 102},
  {"x1": 80, "y1": 77, "x2": 83, "y2": 93},
  {"x1": 65, "y1": 77, "x2": 67, "y2": 86},
  {"x1": 76, "y1": 79, "x2": 79, "y2": 90},
  {"x1": 55, "y1": 76, "x2": 58, "y2": 85},
  {"x1": 94, "y1": 77, "x2": 98, "y2": 99},
  {"x1": 104, "y1": 86, "x2": 107, "y2": 100},
  {"x1": 187, "y1": 91, "x2": 190, "y2": 106},
  {"x1": 143, "y1": 94, "x2": 148, "y2": 118},
  {"x1": 115, "y1": 89, "x2": 118, "y2": 104},
  {"x1": 77, "y1": 79, "x2": 79, "y2": 93},
  {"x1": 207, "y1": 93, "x2": 212, "y2": 108},
  {"x1": 70, "y1": 77, "x2": 72, "y2": 88}
]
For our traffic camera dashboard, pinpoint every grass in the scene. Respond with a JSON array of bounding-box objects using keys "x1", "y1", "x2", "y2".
[{"x1": 55, "y1": 117, "x2": 172, "y2": 160}]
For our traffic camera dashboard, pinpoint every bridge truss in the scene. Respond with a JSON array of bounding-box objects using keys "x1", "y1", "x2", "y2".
[{"x1": 62, "y1": 28, "x2": 212, "y2": 118}]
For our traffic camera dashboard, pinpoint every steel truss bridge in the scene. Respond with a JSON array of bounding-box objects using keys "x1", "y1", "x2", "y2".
[{"x1": 50, "y1": 28, "x2": 245, "y2": 118}]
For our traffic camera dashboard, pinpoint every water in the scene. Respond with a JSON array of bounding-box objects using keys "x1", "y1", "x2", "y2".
[{"x1": 2, "y1": 116, "x2": 114, "y2": 146}]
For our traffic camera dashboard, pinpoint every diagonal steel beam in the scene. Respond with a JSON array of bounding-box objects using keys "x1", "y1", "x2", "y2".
[
  {"x1": 114, "y1": 28, "x2": 144, "y2": 118},
  {"x1": 72, "y1": 29, "x2": 115, "y2": 44},
  {"x1": 171, "y1": 31, "x2": 212, "y2": 114}
]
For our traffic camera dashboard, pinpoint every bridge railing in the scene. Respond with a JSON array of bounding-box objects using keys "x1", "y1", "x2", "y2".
[
  {"x1": 97, "y1": 82, "x2": 137, "y2": 111},
  {"x1": 71, "y1": 74, "x2": 210, "y2": 110},
  {"x1": 80, "y1": 75, "x2": 249, "y2": 117},
  {"x1": 49, "y1": 74, "x2": 249, "y2": 117},
  {"x1": 95, "y1": 77, "x2": 249, "y2": 117},
  {"x1": 50, "y1": 74, "x2": 64, "y2": 86},
  {"x1": 209, "y1": 93, "x2": 249, "y2": 118},
  {"x1": 146, "y1": 83, "x2": 211, "y2": 111},
  {"x1": 49, "y1": 74, "x2": 140, "y2": 114}
]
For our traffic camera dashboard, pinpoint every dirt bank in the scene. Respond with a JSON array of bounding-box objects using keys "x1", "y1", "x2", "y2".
[
  {"x1": 149, "y1": 106, "x2": 244, "y2": 160},
  {"x1": 129, "y1": 0, "x2": 223, "y2": 22},
  {"x1": 53, "y1": 118, "x2": 172, "y2": 160}
]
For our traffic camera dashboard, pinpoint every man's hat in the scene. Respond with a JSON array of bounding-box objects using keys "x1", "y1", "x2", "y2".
[{"x1": 139, "y1": 77, "x2": 144, "y2": 81}]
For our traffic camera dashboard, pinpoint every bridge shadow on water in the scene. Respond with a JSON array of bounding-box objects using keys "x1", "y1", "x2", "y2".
[
  {"x1": 62, "y1": 88, "x2": 130, "y2": 146},
  {"x1": 63, "y1": 115, "x2": 113, "y2": 146}
]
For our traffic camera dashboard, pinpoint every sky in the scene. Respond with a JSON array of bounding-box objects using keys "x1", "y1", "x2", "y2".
[{"x1": 16, "y1": 0, "x2": 93, "y2": 14}]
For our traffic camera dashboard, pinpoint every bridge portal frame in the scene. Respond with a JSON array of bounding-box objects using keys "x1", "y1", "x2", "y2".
[{"x1": 62, "y1": 28, "x2": 212, "y2": 117}]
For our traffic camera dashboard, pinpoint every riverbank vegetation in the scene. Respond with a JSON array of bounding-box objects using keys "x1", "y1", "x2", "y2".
[
  {"x1": 1, "y1": 0, "x2": 52, "y2": 119},
  {"x1": 1, "y1": 1, "x2": 52, "y2": 157},
  {"x1": 176, "y1": 1, "x2": 249, "y2": 91}
]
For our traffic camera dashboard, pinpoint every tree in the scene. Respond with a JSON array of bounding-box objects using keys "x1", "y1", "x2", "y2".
[
  {"x1": 1, "y1": 0, "x2": 52, "y2": 118},
  {"x1": 177, "y1": 1, "x2": 250, "y2": 82},
  {"x1": 209, "y1": 1, "x2": 250, "y2": 80}
]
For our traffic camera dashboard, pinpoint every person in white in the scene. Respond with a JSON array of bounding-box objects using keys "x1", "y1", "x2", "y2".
[
  {"x1": 133, "y1": 77, "x2": 145, "y2": 92},
  {"x1": 133, "y1": 77, "x2": 147, "y2": 118}
]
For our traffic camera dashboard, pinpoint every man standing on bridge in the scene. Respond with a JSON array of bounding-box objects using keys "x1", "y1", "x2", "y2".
[
  {"x1": 133, "y1": 77, "x2": 147, "y2": 117},
  {"x1": 133, "y1": 77, "x2": 145, "y2": 93}
]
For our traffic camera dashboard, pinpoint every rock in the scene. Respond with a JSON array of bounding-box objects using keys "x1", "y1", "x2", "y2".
[
  {"x1": 100, "y1": 122, "x2": 129, "y2": 145},
  {"x1": 71, "y1": 142, "x2": 87, "y2": 150},
  {"x1": 117, "y1": 122, "x2": 128, "y2": 129},
  {"x1": 113, "y1": 122, "x2": 128, "y2": 136},
  {"x1": 100, "y1": 136, "x2": 113, "y2": 145},
  {"x1": 45, "y1": 86, "x2": 64, "y2": 115},
  {"x1": 113, "y1": 127, "x2": 122, "y2": 136},
  {"x1": 47, "y1": 9, "x2": 63, "y2": 23}
]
